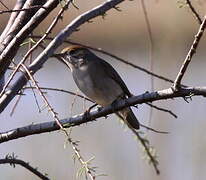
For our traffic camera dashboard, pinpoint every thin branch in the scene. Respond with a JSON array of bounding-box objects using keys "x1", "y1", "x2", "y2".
[
  {"x1": 0, "y1": 0, "x2": 9, "y2": 10},
  {"x1": 140, "y1": 0, "x2": 155, "y2": 129},
  {"x1": 173, "y1": 15, "x2": 206, "y2": 90},
  {"x1": 0, "y1": 154, "x2": 49, "y2": 180},
  {"x1": 186, "y1": 0, "x2": 202, "y2": 24},
  {"x1": 0, "y1": 5, "x2": 46, "y2": 14},
  {"x1": 32, "y1": 35, "x2": 177, "y2": 84},
  {"x1": 146, "y1": 102, "x2": 177, "y2": 118},
  {"x1": 23, "y1": 86, "x2": 94, "y2": 103}
]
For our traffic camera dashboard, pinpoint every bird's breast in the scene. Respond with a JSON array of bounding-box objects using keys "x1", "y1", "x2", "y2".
[{"x1": 72, "y1": 67, "x2": 123, "y2": 106}]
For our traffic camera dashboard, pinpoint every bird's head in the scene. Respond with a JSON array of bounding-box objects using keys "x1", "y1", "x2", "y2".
[{"x1": 58, "y1": 45, "x2": 92, "y2": 71}]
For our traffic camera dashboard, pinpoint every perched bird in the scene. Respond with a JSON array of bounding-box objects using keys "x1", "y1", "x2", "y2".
[{"x1": 58, "y1": 45, "x2": 139, "y2": 129}]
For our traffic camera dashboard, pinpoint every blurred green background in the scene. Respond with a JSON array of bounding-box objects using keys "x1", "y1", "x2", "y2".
[{"x1": 1, "y1": 0, "x2": 206, "y2": 179}]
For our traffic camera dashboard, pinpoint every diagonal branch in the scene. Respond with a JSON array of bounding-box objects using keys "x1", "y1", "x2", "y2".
[
  {"x1": 173, "y1": 15, "x2": 206, "y2": 90},
  {"x1": 0, "y1": 0, "x2": 126, "y2": 113},
  {"x1": 0, "y1": 0, "x2": 60, "y2": 79},
  {"x1": 186, "y1": 0, "x2": 202, "y2": 24},
  {"x1": 0, "y1": 0, "x2": 72, "y2": 99}
]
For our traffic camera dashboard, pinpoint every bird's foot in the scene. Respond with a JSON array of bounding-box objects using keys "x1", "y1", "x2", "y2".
[{"x1": 82, "y1": 103, "x2": 98, "y2": 121}]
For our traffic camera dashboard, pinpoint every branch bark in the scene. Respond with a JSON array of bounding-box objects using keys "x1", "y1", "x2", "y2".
[
  {"x1": 0, "y1": 0, "x2": 59, "y2": 79},
  {"x1": 0, "y1": 0, "x2": 125, "y2": 113},
  {"x1": 1, "y1": 86, "x2": 206, "y2": 143}
]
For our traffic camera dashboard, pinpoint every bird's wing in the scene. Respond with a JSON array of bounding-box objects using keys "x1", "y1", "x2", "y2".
[{"x1": 97, "y1": 57, "x2": 132, "y2": 97}]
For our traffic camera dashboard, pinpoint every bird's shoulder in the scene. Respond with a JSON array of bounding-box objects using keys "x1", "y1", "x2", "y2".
[{"x1": 95, "y1": 56, "x2": 132, "y2": 97}]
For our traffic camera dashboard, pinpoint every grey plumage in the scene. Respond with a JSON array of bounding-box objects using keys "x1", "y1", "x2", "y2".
[{"x1": 60, "y1": 46, "x2": 139, "y2": 129}]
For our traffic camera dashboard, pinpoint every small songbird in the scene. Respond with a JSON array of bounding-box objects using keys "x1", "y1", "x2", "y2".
[{"x1": 58, "y1": 45, "x2": 139, "y2": 129}]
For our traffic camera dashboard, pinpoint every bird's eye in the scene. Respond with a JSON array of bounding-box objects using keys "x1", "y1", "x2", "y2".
[{"x1": 69, "y1": 50, "x2": 76, "y2": 55}]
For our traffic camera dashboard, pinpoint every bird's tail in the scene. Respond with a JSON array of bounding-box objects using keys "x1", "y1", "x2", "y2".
[{"x1": 116, "y1": 108, "x2": 139, "y2": 129}]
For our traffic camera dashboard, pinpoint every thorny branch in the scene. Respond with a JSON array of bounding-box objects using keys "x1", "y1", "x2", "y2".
[
  {"x1": 22, "y1": 60, "x2": 96, "y2": 180},
  {"x1": 0, "y1": 154, "x2": 49, "y2": 180}
]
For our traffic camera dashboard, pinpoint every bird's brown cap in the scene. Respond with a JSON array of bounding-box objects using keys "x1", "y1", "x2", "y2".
[{"x1": 61, "y1": 45, "x2": 85, "y2": 54}]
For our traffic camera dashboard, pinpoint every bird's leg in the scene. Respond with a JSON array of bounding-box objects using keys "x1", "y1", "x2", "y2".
[{"x1": 82, "y1": 103, "x2": 98, "y2": 120}]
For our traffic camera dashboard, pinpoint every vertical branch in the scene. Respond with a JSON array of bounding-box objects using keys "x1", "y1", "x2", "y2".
[{"x1": 140, "y1": 0, "x2": 154, "y2": 127}]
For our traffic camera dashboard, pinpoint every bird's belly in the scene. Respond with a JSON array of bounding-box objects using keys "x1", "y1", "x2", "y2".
[{"x1": 74, "y1": 74, "x2": 123, "y2": 106}]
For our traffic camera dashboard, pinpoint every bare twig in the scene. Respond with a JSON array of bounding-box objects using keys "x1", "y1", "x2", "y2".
[
  {"x1": 186, "y1": 0, "x2": 202, "y2": 24},
  {"x1": 32, "y1": 35, "x2": 177, "y2": 84},
  {"x1": 146, "y1": 102, "x2": 177, "y2": 118},
  {"x1": 23, "y1": 86, "x2": 94, "y2": 102},
  {"x1": 140, "y1": 0, "x2": 155, "y2": 128},
  {"x1": 0, "y1": 154, "x2": 49, "y2": 180},
  {"x1": 139, "y1": 123, "x2": 169, "y2": 134},
  {"x1": 0, "y1": 0, "x2": 9, "y2": 10},
  {"x1": 173, "y1": 16, "x2": 206, "y2": 90},
  {"x1": 0, "y1": 5, "x2": 46, "y2": 14}
]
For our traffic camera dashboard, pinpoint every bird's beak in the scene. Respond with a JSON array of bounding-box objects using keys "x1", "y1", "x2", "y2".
[{"x1": 54, "y1": 53, "x2": 71, "y2": 70}]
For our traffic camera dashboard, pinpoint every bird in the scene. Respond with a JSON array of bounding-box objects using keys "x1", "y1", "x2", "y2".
[{"x1": 58, "y1": 45, "x2": 139, "y2": 129}]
